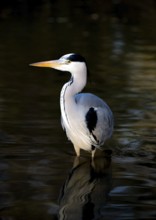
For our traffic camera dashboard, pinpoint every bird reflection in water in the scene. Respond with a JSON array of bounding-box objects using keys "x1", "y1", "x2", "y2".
[{"x1": 58, "y1": 152, "x2": 112, "y2": 220}]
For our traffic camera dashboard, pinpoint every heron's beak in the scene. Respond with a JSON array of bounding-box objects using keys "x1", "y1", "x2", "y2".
[{"x1": 30, "y1": 60, "x2": 61, "y2": 69}]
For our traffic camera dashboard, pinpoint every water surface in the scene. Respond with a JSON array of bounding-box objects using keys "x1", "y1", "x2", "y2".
[{"x1": 0, "y1": 3, "x2": 156, "y2": 220}]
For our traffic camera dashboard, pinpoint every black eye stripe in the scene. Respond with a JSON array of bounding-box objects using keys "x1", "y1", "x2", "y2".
[{"x1": 68, "y1": 54, "x2": 86, "y2": 62}]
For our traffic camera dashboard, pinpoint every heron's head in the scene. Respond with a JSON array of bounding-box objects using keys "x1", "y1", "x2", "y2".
[{"x1": 30, "y1": 53, "x2": 88, "y2": 77}]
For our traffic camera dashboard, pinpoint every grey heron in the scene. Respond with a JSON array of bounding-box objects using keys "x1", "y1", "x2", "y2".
[{"x1": 30, "y1": 53, "x2": 113, "y2": 158}]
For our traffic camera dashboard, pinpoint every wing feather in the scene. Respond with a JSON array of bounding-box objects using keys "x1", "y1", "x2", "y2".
[{"x1": 75, "y1": 93, "x2": 113, "y2": 147}]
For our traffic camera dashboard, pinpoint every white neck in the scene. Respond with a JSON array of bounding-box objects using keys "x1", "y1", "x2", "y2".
[
  {"x1": 61, "y1": 62, "x2": 87, "y2": 101},
  {"x1": 60, "y1": 63, "x2": 87, "y2": 128}
]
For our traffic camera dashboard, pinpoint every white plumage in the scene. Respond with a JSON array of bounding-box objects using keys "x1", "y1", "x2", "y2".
[{"x1": 30, "y1": 53, "x2": 113, "y2": 157}]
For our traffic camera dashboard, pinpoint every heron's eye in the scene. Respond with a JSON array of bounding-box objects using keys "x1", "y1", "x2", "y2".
[{"x1": 65, "y1": 60, "x2": 71, "y2": 64}]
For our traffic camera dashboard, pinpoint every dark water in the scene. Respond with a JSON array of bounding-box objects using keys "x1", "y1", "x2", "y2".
[{"x1": 0, "y1": 2, "x2": 156, "y2": 220}]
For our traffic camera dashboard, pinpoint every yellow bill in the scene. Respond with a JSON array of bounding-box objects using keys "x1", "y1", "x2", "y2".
[{"x1": 29, "y1": 60, "x2": 61, "y2": 69}]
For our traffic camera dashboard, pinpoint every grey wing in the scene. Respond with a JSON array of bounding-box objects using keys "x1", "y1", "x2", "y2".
[
  {"x1": 75, "y1": 93, "x2": 107, "y2": 108},
  {"x1": 75, "y1": 93, "x2": 114, "y2": 147},
  {"x1": 93, "y1": 105, "x2": 113, "y2": 145}
]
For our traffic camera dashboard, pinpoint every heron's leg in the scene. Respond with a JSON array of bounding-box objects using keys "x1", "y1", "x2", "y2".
[
  {"x1": 74, "y1": 145, "x2": 80, "y2": 157},
  {"x1": 91, "y1": 149, "x2": 96, "y2": 168},
  {"x1": 91, "y1": 148, "x2": 96, "y2": 158}
]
